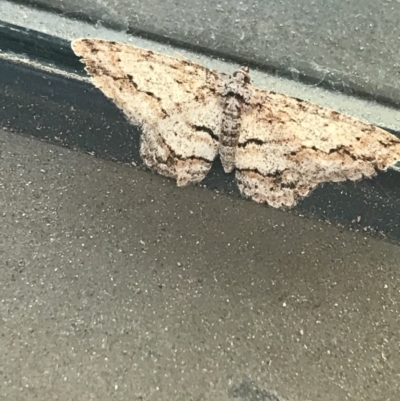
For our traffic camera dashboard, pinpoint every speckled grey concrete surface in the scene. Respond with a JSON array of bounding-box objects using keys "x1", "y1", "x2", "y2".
[
  {"x1": 7, "y1": 0, "x2": 400, "y2": 105},
  {"x1": 1, "y1": 128, "x2": 400, "y2": 401}
]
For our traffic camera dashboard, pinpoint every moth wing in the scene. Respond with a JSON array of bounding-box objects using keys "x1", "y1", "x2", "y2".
[
  {"x1": 235, "y1": 89, "x2": 400, "y2": 208},
  {"x1": 72, "y1": 38, "x2": 223, "y2": 186}
]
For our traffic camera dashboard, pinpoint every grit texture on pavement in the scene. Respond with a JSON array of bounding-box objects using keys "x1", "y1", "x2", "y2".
[{"x1": 1, "y1": 129, "x2": 400, "y2": 401}]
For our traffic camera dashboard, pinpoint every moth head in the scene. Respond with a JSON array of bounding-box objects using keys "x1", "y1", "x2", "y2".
[{"x1": 233, "y1": 66, "x2": 251, "y2": 84}]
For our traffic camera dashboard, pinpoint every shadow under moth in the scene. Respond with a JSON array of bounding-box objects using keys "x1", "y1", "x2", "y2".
[{"x1": 72, "y1": 38, "x2": 400, "y2": 208}]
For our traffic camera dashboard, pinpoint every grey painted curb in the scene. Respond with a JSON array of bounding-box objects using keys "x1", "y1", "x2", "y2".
[{"x1": 5, "y1": 0, "x2": 400, "y2": 107}]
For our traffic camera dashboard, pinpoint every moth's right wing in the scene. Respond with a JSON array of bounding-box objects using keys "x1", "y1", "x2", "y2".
[
  {"x1": 72, "y1": 38, "x2": 223, "y2": 186},
  {"x1": 235, "y1": 88, "x2": 400, "y2": 208}
]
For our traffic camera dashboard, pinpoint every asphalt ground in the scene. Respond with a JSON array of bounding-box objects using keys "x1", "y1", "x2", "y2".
[{"x1": 1, "y1": 128, "x2": 400, "y2": 401}]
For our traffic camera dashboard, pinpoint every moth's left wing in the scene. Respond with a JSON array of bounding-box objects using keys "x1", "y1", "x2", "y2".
[
  {"x1": 72, "y1": 38, "x2": 223, "y2": 186},
  {"x1": 235, "y1": 89, "x2": 400, "y2": 208}
]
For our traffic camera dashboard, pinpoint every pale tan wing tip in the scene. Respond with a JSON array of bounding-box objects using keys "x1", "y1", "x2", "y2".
[
  {"x1": 71, "y1": 38, "x2": 104, "y2": 57},
  {"x1": 71, "y1": 38, "x2": 84, "y2": 53}
]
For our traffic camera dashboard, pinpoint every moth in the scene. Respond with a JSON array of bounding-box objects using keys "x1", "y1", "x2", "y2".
[{"x1": 72, "y1": 38, "x2": 400, "y2": 208}]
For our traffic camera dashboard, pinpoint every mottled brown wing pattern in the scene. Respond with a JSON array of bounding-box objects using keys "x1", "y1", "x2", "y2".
[
  {"x1": 235, "y1": 89, "x2": 400, "y2": 207},
  {"x1": 72, "y1": 38, "x2": 223, "y2": 186},
  {"x1": 72, "y1": 38, "x2": 400, "y2": 208}
]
